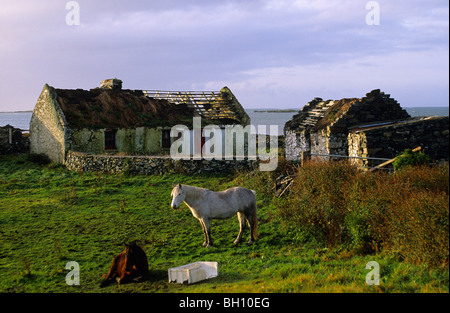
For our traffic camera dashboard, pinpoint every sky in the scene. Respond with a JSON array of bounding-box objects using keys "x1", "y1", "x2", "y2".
[{"x1": 0, "y1": 0, "x2": 448, "y2": 111}]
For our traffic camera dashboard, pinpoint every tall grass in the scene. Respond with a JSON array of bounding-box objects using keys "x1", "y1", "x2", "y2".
[{"x1": 241, "y1": 160, "x2": 449, "y2": 268}]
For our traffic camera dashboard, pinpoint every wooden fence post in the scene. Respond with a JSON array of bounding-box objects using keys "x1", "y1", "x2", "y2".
[{"x1": 301, "y1": 151, "x2": 309, "y2": 166}]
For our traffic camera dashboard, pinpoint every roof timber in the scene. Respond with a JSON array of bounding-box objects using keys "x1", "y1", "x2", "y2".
[{"x1": 143, "y1": 86, "x2": 249, "y2": 126}]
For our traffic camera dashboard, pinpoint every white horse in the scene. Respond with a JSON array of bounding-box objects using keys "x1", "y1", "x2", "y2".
[{"x1": 170, "y1": 184, "x2": 257, "y2": 248}]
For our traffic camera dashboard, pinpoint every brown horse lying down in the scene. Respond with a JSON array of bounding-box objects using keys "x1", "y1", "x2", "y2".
[{"x1": 100, "y1": 242, "x2": 149, "y2": 287}]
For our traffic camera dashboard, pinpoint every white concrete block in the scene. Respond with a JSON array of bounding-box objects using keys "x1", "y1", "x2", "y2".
[{"x1": 168, "y1": 261, "x2": 218, "y2": 284}]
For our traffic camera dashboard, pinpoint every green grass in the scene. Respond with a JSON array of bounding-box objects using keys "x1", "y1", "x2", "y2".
[{"x1": 0, "y1": 154, "x2": 448, "y2": 293}]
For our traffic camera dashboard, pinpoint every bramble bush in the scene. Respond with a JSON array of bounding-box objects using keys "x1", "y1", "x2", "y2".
[
  {"x1": 277, "y1": 160, "x2": 356, "y2": 248},
  {"x1": 252, "y1": 160, "x2": 449, "y2": 267}
]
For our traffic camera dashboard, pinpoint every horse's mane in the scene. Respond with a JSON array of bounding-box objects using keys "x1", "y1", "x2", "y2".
[{"x1": 182, "y1": 184, "x2": 209, "y2": 201}]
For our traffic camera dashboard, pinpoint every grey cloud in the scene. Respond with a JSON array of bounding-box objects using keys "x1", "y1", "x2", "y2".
[{"x1": 0, "y1": 0, "x2": 448, "y2": 111}]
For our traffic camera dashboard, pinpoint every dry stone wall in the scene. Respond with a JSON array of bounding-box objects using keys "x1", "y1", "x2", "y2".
[
  {"x1": 348, "y1": 116, "x2": 449, "y2": 166},
  {"x1": 0, "y1": 125, "x2": 29, "y2": 154},
  {"x1": 284, "y1": 89, "x2": 415, "y2": 161},
  {"x1": 65, "y1": 150, "x2": 259, "y2": 175},
  {"x1": 29, "y1": 84, "x2": 68, "y2": 163}
]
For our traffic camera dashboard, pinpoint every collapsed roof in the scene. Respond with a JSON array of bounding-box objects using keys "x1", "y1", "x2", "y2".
[
  {"x1": 48, "y1": 81, "x2": 249, "y2": 129},
  {"x1": 142, "y1": 86, "x2": 250, "y2": 126},
  {"x1": 55, "y1": 87, "x2": 197, "y2": 129},
  {"x1": 285, "y1": 89, "x2": 411, "y2": 133}
]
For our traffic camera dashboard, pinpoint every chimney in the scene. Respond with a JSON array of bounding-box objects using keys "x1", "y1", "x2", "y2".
[{"x1": 100, "y1": 78, "x2": 122, "y2": 90}]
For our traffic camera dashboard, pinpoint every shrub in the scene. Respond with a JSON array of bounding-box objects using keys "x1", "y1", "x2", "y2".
[
  {"x1": 393, "y1": 149, "x2": 430, "y2": 171},
  {"x1": 277, "y1": 160, "x2": 357, "y2": 248},
  {"x1": 275, "y1": 160, "x2": 449, "y2": 267},
  {"x1": 393, "y1": 163, "x2": 449, "y2": 194},
  {"x1": 344, "y1": 209, "x2": 373, "y2": 254},
  {"x1": 384, "y1": 191, "x2": 449, "y2": 266}
]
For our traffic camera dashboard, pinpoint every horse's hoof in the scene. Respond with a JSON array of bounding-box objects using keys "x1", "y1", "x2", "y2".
[
  {"x1": 233, "y1": 240, "x2": 241, "y2": 245},
  {"x1": 247, "y1": 241, "x2": 254, "y2": 246}
]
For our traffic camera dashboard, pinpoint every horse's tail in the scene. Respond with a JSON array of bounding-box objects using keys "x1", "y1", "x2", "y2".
[{"x1": 251, "y1": 190, "x2": 258, "y2": 239}]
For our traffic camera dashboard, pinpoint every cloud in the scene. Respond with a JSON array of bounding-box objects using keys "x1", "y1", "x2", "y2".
[
  {"x1": 0, "y1": 0, "x2": 448, "y2": 111},
  {"x1": 205, "y1": 48, "x2": 449, "y2": 108}
]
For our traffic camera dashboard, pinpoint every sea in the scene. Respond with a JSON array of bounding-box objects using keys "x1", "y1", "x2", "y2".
[{"x1": 1, "y1": 107, "x2": 448, "y2": 135}]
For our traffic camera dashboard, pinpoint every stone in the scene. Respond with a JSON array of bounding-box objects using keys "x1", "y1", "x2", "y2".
[
  {"x1": 65, "y1": 151, "x2": 259, "y2": 175},
  {"x1": 284, "y1": 89, "x2": 450, "y2": 164},
  {"x1": 0, "y1": 125, "x2": 29, "y2": 154}
]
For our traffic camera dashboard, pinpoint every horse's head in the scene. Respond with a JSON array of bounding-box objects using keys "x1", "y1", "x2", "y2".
[
  {"x1": 123, "y1": 242, "x2": 133, "y2": 259},
  {"x1": 124, "y1": 242, "x2": 137, "y2": 254},
  {"x1": 123, "y1": 242, "x2": 141, "y2": 268},
  {"x1": 171, "y1": 183, "x2": 185, "y2": 209}
]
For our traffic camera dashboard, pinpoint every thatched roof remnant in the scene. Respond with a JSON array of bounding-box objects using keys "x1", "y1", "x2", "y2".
[{"x1": 55, "y1": 87, "x2": 197, "y2": 129}]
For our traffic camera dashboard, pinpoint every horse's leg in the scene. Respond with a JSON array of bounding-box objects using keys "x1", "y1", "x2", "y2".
[
  {"x1": 133, "y1": 263, "x2": 149, "y2": 282},
  {"x1": 199, "y1": 218, "x2": 208, "y2": 247},
  {"x1": 233, "y1": 212, "x2": 246, "y2": 244},
  {"x1": 100, "y1": 255, "x2": 120, "y2": 287},
  {"x1": 201, "y1": 218, "x2": 212, "y2": 248},
  {"x1": 245, "y1": 212, "x2": 255, "y2": 245},
  {"x1": 118, "y1": 270, "x2": 132, "y2": 284}
]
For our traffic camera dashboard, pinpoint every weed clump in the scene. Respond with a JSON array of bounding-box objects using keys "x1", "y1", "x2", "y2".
[{"x1": 393, "y1": 149, "x2": 430, "y2": 171}]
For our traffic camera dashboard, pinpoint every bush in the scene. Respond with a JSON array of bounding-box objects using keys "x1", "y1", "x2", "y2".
[
  {"x1": 393, "y1": 149, "x2": 430, "y2": 171},
  {"x1": 275, "y1": 160, "x2": 449, "y2": 267},
  {"x1": 344, "y1": 209, "x2": 373, "y2": 254},
  {"x1": 383, "y1": 191, "x2": 449, "y2": 266},
  {"x1": 277, "y1": 160, "x2": 357, "y2": 248}
]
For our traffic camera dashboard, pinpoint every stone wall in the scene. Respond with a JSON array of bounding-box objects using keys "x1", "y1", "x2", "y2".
[
  {"x1": 309, "y1": 90, "x2": 410, "y2": 158},
  {"x1": 67, "y1": 127, "x2": 167, "y2": 155},
  {"x1": 29, "y1": 84, "x2": 173, "y2": 163},
  {"x1": 284, "y1": 89, "x2": 411, "y2": 161},
  {"x1": 284, "y1": 98, "x2": 336, "y2": 161},
  {"x1": 30, "y1": 84, "x2": 68, "y2": 163},
  {"x1": 310, "y1": 129, "x2": 349, "y2": 157},
  {"x1": 284, "y1": 130, "x2": 308, "y2": 161},
  {"x1": 0, "y1": 125, "x2": 29, "y2": 154},
  {"x1": 65, "y1": 150, "x2": 259, "y2": 175},
  {"x1": 319, "y1": 89, "x2": 410, "y2": 133},
  {"x1": 348, "y1": 116, "x2": 449, "y2": 166}
]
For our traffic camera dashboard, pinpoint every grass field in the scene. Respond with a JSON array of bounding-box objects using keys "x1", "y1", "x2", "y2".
[{"x1": 0, "y1": 154, "x2": 448, "y2": 293}]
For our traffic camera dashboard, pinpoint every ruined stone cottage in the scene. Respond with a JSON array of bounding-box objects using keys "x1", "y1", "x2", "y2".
[
  {"x1": 0, "y1": 125, "x2": 29, "y2": 154},
  {"x1": 30, "y1": 79, "x2": 249, "y2": 163},
  {"x1": 284, "y1": 89, "x2": 449, "y2": 165}
]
